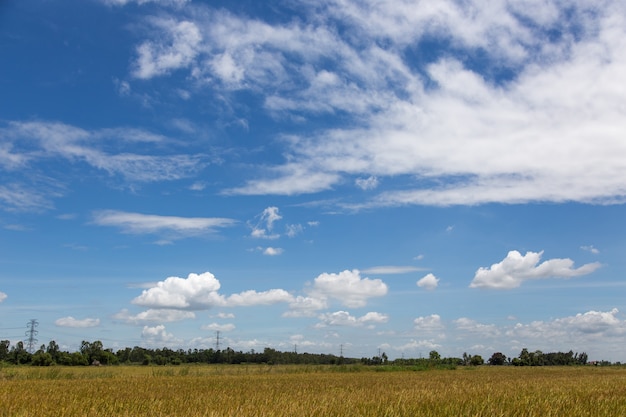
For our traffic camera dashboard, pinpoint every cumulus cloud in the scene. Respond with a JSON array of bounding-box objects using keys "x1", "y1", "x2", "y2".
[
  {"x1": 226, "y1": 289, "x2": 292, "y2": 307},
  {"x1": 417, "y1": 273, "x2": 439, "y2": 290},
  {"x1": 55, "y1": 316, "x2": 100, "y2": 328},
  {"x1": 454, "y1": 317, "x2": 501, "y2": 338},
  {"x1": 309, "y1": 269, "x2": 388, "y2": 308},
  {"x1": 0, "y1": 291, "x2": 6, "y2": 303},
  {"x1": 93, "y1": 210, "x2": 236, "y2": 239},
  {"x1": 510, "y1": 308, "x2": 624, "y2": 338},
  {"x1": 132, "y1": 272, "x2": 226, "y2": 310},
  {"x1": 131, "y1": 271, "x2": 293, "y2": 310},
  {"x1": 201, "y1": 322, "x2": 236, "y2": 332},
  {"x1": 469, "y1": 250, "x2": 601, "y2": 289},
  {"x1": 395, "y1": 339, "x2": 442, "y2": 351},
  {"x1": 262, "y1": 247, "x2": 284, "y2": 256},
  {"x1": 414, "y1": 314, "x2": 444, "y2": 331},
  {"x1": 113, "y1": 308, "x2": 195, "y2": 324},
  {"x1": 284, "y1": 296, "x2": 328, "y2": 318},
  {"x1": 141, "y1": 325, "x2": 181, "y2": 345},
  {"x1": 315, "y1": 310, "x2": 388, "y2": 328}
]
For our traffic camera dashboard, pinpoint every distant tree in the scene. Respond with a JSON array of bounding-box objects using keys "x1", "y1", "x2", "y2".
[
  {"x1": 10, "y1": 341, "x2": 31, "y2": 364},
  {"x1": 488, "y1": 352, "x2": 507, "y2": 366},
  {"x1": 46, "y1": 340, "x2": 60, "y2": 363},
  {"x1": 429, "y1": 350, "x2": 441, "y2": 363},
  {"x1": 81, "y1": 340, "x2": 104, "y2": 364},
  {"x1": 31, "y1": 351, "x2": 54, "y2": 366},
  {"x1": 470, "y1": 355, "x2": 484, "y2": 366},
  {"x1": 0, "y1": 340, "x2": 10, "y2": 362}
]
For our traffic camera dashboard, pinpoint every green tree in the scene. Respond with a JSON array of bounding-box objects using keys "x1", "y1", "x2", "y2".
[
  {"x1": 80, "y1": 340, "x2": 104, "y2": 364},
  {"x1": 429, "y1": 350, "x2": 441, "y2": 363},
  {"x1": 488, "y1": 352, "x2": 507, "y2": 365},
  {"x1": 46, "y1": 340, "x2": 60, "y2": 364},
  {"x1": 0, "y1": 340, "x2": 10, "y2": 362},
  {"x1": 470, "y1": 355, "x2": 484, "y2": 366},
  {"x1": 10, "y1": 341, "x2": 31, "y2": 364}
]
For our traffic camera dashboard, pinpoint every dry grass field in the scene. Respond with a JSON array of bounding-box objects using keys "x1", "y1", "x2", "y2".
[{"x1": 1, "y1": 364, "x2": 626, "y2": 416}]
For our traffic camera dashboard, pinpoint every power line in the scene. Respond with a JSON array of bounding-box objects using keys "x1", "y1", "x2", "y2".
[{"x1": 25, "y1": 319, "x2": 38, "y2": 353}]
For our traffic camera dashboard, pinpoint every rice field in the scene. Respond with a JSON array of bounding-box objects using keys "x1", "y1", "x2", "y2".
[{"x1": 1, "y1": 365, "x2": 625, "y2": 416}]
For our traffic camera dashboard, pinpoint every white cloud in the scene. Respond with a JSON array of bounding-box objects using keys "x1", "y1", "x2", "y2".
[
  {"x1": 581, "y1": 245, "x2": 600, "y2": 254},
  {"x1": 309, "y1": 269, "x2": 388, "y2": 308},
  {"x1": 454, "y1": 317, "x2": 501, "y2": 338},
  {"x1": 362, "y1": 266, "x2": 424, "y2": 274},
  {"x1": 201, "y1": 323, "x2": 236, "y2": 332},
  {"x1": 285, "y1": 224, "x2": 304, "y2": 238},
  {"x1": 395, "y1": 339, "x2": 442, "y2": 352},
  {"x1": 417, "y1": 273, "x2": 439, "y2": 290},
  {"x1": 510, "y1": 308, "x2": 624, "y2": 337},
  {"x1": 216, "y1": 312, "x2": 235, "y2": 319},
  {"x1": 0, "y1": 291, "x2": 6, "y2": 303},
  {"x1": 250, "y1": 206, "x2": 282, "y2": 239},
  {"x1": 315, "y1": 310, "x2": 388, "y2": 327},
  {"x1": 145, "y1": 1, "x2": 626, "y2": 206},
  {"x1": 355, "y1": 176, "x2": 379, "y2": 190},
  {"x1": 263, "y1": 247, "x2": 284, "y2": 256},
  {"x1": 132, "y1": 272, "x2": 226, "y2": 310},
  {"x1": 133, "y1": 19, "x2": 201, "y2": 79},
  {"x1": 284, "y1": 296, "x2": 328, "y2": 317},
  {"x1": 92, "y1": 210, "x2": 236, "y2": 238},
  {"x1": 55, "y1": 316, "x2": 100, "y2": 328},
  {"x1": 113, "y1": 308, "x2": 195, "y2": 324},
  {"x1": 103, "y1": 0, "x2": 189, "y2": 5},
  {"x1": 1, "y1": 121, "x2": 207, "y2": 191},
  {"x1": 470, "y1": 250, "x2": 601, "y2": 289},
  {"x1": 413, "y1": 314, "x2": 444, "y2": 331},
  {"x1": 226, "y1": 289, "x2": 292, "y2": 307},
  {"x1": 141, "y1": 325, "x2": 181, "y2": 346},
  {"x1": 131, "y1": 271, "x2": 293, "y2": 310}
]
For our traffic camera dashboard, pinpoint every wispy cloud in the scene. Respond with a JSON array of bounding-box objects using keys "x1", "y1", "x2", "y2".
[
  {"x1": 581, "y1": 245, "x2": 600, "y2": 255},
  {"x1": 126, "y1": 1, "x2": 626, "y2": 206},
  {"x1": 249, "y1": 206, "x2": 282, "y2": 239},
  {"x1": 92, "y1": 210, "x2": 237, "y2": 239},
  {"x1": 469, "y1": 250, "x2": 601, "y2": 289},
  {"x1": 0, "y1": 120, "x2": 211, "y2": 212},
  {"x1": 113, "y1": 308, "x2": 195, "y2": 324},
  {"x1": 362, "y1": 266, "x2": 425, "y2": 274},
  {"x1": 315, "y1": 310, "x2": 389, "y2": 328},
  {"x1": 55, "y1": 316, "x2": 101, "y2": 328},
  {"x1": 201, "y1": 322, "x2": 235, "y2": 332}
]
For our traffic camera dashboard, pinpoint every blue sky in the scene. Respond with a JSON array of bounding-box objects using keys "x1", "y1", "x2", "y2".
[{"x1": 1, "y1": 0, "x2": 626, "y2": 361}]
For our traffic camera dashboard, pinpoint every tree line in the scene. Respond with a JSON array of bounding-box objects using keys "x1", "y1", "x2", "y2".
[{"x1": 0, "y1": 339, "x2": 603, "y2": 367}]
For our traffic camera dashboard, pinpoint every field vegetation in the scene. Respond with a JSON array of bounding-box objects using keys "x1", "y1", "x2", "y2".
[{"x1": 2, "y1": 364, "x2": 626, "y2": 416}]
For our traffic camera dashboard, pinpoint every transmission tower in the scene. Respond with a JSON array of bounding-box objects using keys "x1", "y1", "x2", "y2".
[
  {"x1": 25, "y1": 319, "x2": 38, "y2": 353},
  {"x1": 215, "y1": 330, "x2": 220, "y2": 351}
]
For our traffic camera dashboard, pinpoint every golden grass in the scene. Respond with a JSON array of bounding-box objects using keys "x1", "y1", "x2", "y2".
[{"x1": 2, "y1": 365, "x2": 626, "y2": 416}]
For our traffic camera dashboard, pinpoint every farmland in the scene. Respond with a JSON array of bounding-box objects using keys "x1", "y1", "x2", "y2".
[{"x1": 1, "y1": 365, "x2": 626, "y2": 416}]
